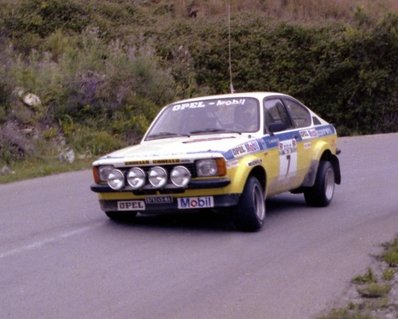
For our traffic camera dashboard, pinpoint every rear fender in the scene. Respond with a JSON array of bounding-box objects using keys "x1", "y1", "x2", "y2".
[{"x1": 301, "y1": 141, "x2": 341, "y2": 187}]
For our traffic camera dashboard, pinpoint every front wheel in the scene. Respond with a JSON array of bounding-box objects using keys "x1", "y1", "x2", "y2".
[
  {"x1": 304, "y1": 161, "x2": 335, "y2": 207},
  {"x1": 233, "y1": 177, "x2": 266, "y2": 232}
]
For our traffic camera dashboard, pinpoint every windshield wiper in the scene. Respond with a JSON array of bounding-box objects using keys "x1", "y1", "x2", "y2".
[{"x1": 189, "y1": 128, "x2": 229, "y2": 135}]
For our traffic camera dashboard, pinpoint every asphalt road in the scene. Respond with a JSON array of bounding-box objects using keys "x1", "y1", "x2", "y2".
[{"x1": 1, "y1": 133, "x2": 398, "y2": 319}]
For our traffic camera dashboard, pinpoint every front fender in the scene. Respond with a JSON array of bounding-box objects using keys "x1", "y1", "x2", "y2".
[{"x1": 228, "y1": 155, "x2": 266, "y2": 194}]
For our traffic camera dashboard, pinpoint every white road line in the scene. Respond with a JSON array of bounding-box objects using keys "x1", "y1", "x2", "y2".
[{"x1": 0, "y1": 222, "x2": 104, "y2": 259}]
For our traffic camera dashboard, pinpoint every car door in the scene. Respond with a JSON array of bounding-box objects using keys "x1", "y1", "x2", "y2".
[
  {"x1": 263, "y1": 97, "x2": 302, "y2": 194},
  {"x1": 282, "y1": 97, "x2": 314, "y2": 182}
]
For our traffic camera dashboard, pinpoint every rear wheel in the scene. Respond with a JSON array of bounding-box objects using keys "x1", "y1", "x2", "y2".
[
  {"x1": 234, "y1": 177, "x2": 266, "y2": 232},
  {"x1": 105, "y1": 211, "x2": 137, "y2": 222},
  {"x1": 304, "y1": 161, "x2": 335, "y2": 207}
]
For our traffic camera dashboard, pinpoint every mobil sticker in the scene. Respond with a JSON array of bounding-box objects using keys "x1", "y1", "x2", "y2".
[{"x1": 177, "y1": 197, "x2": 214, "y2": 209}]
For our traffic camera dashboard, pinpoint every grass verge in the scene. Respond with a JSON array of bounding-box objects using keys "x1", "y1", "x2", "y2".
[
  {"x1": 0, "y1": 158, "x2": 93, "y2": 184},
  {"x1": 318, "y1": 235, "x2": 398, "y2": 319}
]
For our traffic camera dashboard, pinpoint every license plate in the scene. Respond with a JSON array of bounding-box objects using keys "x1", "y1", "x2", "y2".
[
  {"x1": 117, "y1": 201, "x2": 145, "y2": 211},
  {"x1": 145, "y1": 196, "x2": 173, "y2": 204}
]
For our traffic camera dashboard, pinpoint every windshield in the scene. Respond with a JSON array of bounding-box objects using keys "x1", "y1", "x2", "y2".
[{"x1": 145, "y1": 97, "x2": 260, "y2": 141}]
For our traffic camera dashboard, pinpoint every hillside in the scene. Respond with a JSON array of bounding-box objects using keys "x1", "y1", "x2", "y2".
[{"x1": 0, "y1": 0, "x2": 398, "y2": 177}]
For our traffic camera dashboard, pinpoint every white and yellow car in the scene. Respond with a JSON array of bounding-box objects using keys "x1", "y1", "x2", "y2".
[{"x1": 91, "y1": 92, "x2": 341, "y2": 231}]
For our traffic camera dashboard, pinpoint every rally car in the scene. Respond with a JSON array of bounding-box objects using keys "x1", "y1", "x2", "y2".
[{"x1": 91, "y1": 92, "x2": 341, "y2": 231}]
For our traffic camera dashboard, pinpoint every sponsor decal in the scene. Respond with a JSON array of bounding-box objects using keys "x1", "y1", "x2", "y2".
[
  {"x1": 299, "y1": 130, "x2": 311, "y2": 139},
  {"x1": 145, "y1": 196, "x2": 173, "y2": 204},
  {"x1": 279, "y1": 139, "x2": 297, "y2": 155},
  {"x1": 178, "y1": 197, "x2": 214, "y2": 209},
  {"x1": 172, "y1": 101, "x2": 206, "y2": 111},
  {"x1": 317, "y1": 126, "x2": 334, "y2": 137},
  {"x1": 304, "y1": 142, "x2": 312, "y2": 150},
  {"x1": 231, "y1": 140, "x2": 260, "y2": 158},
  {"x1": 173, "y1": 98, "x2": 251, "y2": 111},
  {"x1": 245, "y1": 141, "x2": 260, "y2": 152},
  {"x1": 232, "y1": 145, "x2": 246, "y2": 157},
  {"x1": 309, "y1": 129, "x2": 318, "y2": 137},
  {"x1": 125, "y1": 160, "x2": 150, "y2": 165},
  {"x1": 153, "y1": 159, "x2": 181, "y2": 164},
  {"x1": 117, "y1": 201, "x2": 145, "y2": 211},
  {"x1": 300, "y1": 129, "x2": 318, "y2": 140},
  {"x1": 264, "y1": 136, "x2": 279, "y2": 148},
  {"x1": 212, "y1": 99, "x2": 246, "y2": 106},
  {"x1": 248, "y1": 159, "x2": 262, "y2": 167}
]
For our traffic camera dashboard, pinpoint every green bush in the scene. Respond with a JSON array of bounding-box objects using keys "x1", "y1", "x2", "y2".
[
  {"x1": 352, "y1": 268, "x2": 377, "y2": 285},
  {"x1": 357, "y1": 283, "x2": 391, "y2": 298},
  {"x1": 382, "y1": 237, "x2": 398, "y2": 266},
  {"x1": 155, "y1": 13, "x2": 398, "y2": 135},
  {"x1": 62, "y1": 123, "x2": 124, "y2": 156},
  {"x1": 3, "y1": 0, "x2": 88, "y2": 39},
  {"x1": 383, "y1": 268, "x2": 395, "y2": 281}
]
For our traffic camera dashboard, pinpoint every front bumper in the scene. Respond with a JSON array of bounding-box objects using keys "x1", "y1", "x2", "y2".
[{"x1": 98, "y1": 193, "x2": 240, "y2": 214}]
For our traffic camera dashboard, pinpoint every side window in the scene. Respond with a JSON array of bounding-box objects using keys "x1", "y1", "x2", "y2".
[
  {"x1": 264, "y1": 99, "x2": 292, "y2": 132},
  {"x1": 284, "y1": 99, "x2": 312, "y2": 128}
]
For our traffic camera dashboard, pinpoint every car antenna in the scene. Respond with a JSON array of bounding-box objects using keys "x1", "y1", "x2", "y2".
[{"x1": 227, "y1": 2, "x2": 235, "y2": 94}]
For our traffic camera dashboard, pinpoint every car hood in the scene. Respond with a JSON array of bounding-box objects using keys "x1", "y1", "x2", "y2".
[{"x1": 96, "y1": 134, "x2": 253, "y2": 163}]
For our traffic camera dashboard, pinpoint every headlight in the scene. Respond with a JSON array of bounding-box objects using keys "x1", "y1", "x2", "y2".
[
  {"x1": 127, "y1": 167, "x2": 146, "y2": 189},
  {"x1": 148, "y1": 166, "x2": 167, "y2": 188},
  {"x1": 196, "y1": 158, "x2": 226, "y2": 177},
  {"x1": 98, "y1": 166, "x2": 114, "y2": 182},
  {"x1": 107, "y1": 169, "x2": 125, "y2": 190},
  {"x1": 170, "y1": 166, "x2": 191, "y2": 187}
]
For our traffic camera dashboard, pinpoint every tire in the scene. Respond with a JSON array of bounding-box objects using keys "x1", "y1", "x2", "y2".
[
  {"x1": 105, "y1": 211, "x2": 137, "y2": 222},
  {"x1": 233, "y1": 177, "x2": 266, "y2": 232},
  {"x1": 304, "y1": 161, "x2": 335, "y2": 207}
]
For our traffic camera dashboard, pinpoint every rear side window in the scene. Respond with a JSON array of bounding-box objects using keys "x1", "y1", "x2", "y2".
[{"x1": 284, "y1": 99, "x2": 312, "y2": 128}]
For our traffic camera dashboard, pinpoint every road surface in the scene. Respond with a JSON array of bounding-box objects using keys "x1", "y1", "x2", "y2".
[{"x1": 1, "y1": 133, "x2": 397, "y2": 319}]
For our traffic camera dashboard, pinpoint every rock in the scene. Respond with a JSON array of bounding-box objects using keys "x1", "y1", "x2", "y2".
[
  {"x1": 0, "y1": 165, "x2": 15, "y2": 176},
  {"x1": 23, "y1": 93, "x2": 41, "y2": 107},
  {"x1": 58, "y1": 148, "x2": 75, "y2": 164}
]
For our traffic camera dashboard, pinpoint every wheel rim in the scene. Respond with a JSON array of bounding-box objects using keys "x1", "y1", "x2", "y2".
[
  {"x1": 252, "y1": 184, "x2": 265, "y2": 222},
  {"x1": 324, "y1": 168, "x2": 335, "y2": 201}
]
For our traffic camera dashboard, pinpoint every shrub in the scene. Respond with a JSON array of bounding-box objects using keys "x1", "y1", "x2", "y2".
[
  {"x1": 3, "y1": 0, "x2": 88, "y2": 39},
  {"x1": 357, "y1": 283, "x2": 391, "y2": 298},
  {"x1": 352, "y1": 268, "x2": 377, "y2": 285},
  {"x1": 383, "y1": 268, "x2": 395, "y2": 281},
  {"x1": 382, "y1": 237, "x2": 398, "y2": 266},
  {"x1": 62, "y1": 123, "x2": 124, "y2": 156},
  {"x1": 383, "y1": 251, "x2": 398, "y2": 267},
  {"x1": 156, "y1": 12, "x2": 398, "y2": 135},
  {"x1": 0, "y1": 122, "x2": 35, "y2": 163},
  {"x1": 318, "y1": 307, "x2": 375, "y2": 319},
  {"x1": 111, "y1": 96, "x2": 160, "y2": 142}
]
